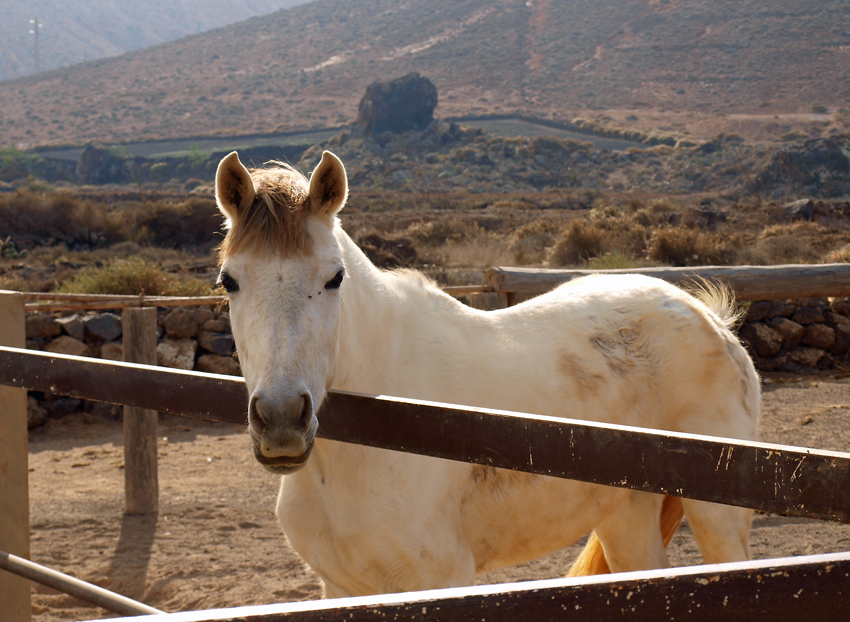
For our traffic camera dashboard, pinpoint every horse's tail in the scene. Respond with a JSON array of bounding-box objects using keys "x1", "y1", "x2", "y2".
[
  {"x1": 566, "y1": 496, "x2": 685, "y2": 577},
  {"x1": 688, "y1": 279, "x2": 744, "y2": 331}
]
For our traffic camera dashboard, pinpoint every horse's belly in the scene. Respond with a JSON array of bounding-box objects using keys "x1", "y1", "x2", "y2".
[{"x1": 462, "y1": 469, "x2": 629, "y2": 573}]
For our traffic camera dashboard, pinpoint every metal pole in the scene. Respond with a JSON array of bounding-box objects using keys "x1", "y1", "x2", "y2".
[{"x1": 0, "y1": 550, "x2": 163, "y2": 617}]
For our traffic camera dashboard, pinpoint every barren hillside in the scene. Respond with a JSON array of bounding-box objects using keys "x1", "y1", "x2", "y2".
[
  {"x1": 0, "y1": 0, "x2": 312, "y2": 81},
  {"x1": 1, "y1": 0, "x2": 849, "y2": 148}
]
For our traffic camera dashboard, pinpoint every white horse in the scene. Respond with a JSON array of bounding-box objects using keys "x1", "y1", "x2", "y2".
[{"x1": 214, "y1": 150, "x2": 761, "y2": 598}]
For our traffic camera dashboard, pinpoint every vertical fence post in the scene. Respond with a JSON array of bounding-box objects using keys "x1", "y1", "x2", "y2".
[
  {"x1": 468, "y1": 292, "x2": 509, "y2": 311},
  {"x1": 0, "y1": 291, "x2": 31, "y2": 622},
  {"x1": 122, "y1": 308, "x2": 158, "y2": 515}
]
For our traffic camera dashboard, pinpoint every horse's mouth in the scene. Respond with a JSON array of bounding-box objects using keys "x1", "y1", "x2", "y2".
[
  {"x1": 253, "y1": 441, "x2": 314, "y2": 474},
  {"x1": 251, "y1": 418, "x2": 317, "y2": 474}
]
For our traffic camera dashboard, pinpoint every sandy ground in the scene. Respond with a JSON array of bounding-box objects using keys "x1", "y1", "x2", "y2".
[{"x1": 22, "y1": 374, "x2": 850, "y2": 621}]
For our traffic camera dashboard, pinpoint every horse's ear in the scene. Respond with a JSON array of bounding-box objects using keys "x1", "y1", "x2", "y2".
[
  {"x1": 307, "y1": 151, "x2": 348, "y2": 221},
  {"x1": 215, "y1": 152, "x2": 255, "y2": 225}
]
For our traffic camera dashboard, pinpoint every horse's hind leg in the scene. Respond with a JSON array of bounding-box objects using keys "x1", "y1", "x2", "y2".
[
  {"x1": 592, "y1": 491, "x2": 669, "y2": 572},
  {"x1": 681, "y1": 499, "x2": 752, "y2": 563}
]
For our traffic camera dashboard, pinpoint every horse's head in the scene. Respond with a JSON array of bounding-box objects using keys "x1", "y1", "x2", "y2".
[{"x1": 215, "y1": 150, "x2": 348, "y2": 474}]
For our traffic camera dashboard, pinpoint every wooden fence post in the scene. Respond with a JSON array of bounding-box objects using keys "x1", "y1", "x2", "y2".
[
  {"x1": 122, "y1": 308, "x2": 158, "y2": 515},
  {"x1": 467, "y1": 292, "x2": 509, "y2": 311},
  {"x1": 0, "y1": 291, "x2": 30, "y2": 622}
]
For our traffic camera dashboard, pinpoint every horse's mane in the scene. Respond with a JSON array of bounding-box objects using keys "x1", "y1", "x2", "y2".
[
  {"x1": 381, "y1": 267, "x2": 468, "y2": 312},
  {"x1": 218, "y1": 162, "x2": 312, "y2": 261}
]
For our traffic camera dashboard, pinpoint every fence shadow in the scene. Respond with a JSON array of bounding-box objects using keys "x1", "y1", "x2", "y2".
[{"x1": 106, "y1": 512, "x2": 158, "y2": 601}]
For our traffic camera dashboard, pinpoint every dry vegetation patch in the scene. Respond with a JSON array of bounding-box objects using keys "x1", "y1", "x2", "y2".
[{"x1": 3, "y1": 187, "x2": 850, "y2": 294}]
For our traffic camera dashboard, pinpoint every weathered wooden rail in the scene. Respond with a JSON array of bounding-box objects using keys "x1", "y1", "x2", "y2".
[
  {"x1": 484, "y1": 263, "x2": 850, "y2": 304},
  {"x1": 110, "y1": 552, "x2": 850, "y2": 621},
  {"x1": 3, "y1": 346, "x2": 850, "y2": 523}
]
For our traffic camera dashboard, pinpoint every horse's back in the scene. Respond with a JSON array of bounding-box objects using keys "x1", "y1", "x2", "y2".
[{"x1": 489, "y1": 273, "x2": 760, "y2": 439}]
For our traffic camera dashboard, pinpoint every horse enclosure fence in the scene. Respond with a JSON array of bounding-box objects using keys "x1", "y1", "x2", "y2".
[{"x1": 3, "y1": 263, "x2": 850, "y2": 620}]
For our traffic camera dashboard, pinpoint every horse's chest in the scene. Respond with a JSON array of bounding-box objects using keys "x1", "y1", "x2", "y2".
[{"x1": 276, "y1": 465, "x2": 474, "y2": 594}]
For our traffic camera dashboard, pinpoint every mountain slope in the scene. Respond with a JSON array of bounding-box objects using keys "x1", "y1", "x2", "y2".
[
  {"x1": 1, "y1": 0, "x2": 848, "y2": 148},
  {"x1": 0, "y1": 0, "x2": 313, "y2": 81}
]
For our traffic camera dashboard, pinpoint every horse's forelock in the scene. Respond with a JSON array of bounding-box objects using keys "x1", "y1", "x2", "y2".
[{"x1": 217, "y1": 164, "x2": 312, "y2": 262}]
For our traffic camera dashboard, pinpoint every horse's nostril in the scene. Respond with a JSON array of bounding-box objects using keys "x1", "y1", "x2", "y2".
[
  {"x1": 249, "y1": 397, "x2": 268, "y2": 433},
  {"x1": 297, "y1": 393, "x2": 312, "y2": 432}
]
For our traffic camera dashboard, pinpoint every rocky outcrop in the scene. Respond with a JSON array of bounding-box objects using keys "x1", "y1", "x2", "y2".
[
  {"x1": 755, "y1": 135, "x2": 850, "y2": 198},
  {"x1": 357, "y1": 72, "x2": 438, "y2": 136},
  {"x1": 76, "y1": 144, "x2": 135, "y2": 185}
]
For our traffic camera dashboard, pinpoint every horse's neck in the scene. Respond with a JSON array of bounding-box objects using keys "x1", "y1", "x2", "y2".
[{"x1": 333, "y1": 228, "x2": 482, "y2": 398}]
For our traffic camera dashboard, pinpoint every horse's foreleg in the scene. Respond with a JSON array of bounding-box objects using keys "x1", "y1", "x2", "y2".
[
  {"x1": 592, "y1": 491, "x2": 670, "y2": 572},
  {"x1": 681, "y1": 499, "x2": 752, "y2": 564}
]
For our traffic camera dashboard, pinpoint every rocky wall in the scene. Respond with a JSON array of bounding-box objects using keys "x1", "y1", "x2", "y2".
[
  {"x1": 739, "y1": 298, "x2": 850, "y2": 374},
  {"x1": 25, "y1": 306, "x2": 238, "y2": 428}
]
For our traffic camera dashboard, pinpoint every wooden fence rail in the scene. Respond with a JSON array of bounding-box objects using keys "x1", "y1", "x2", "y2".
[
  {"x1": 2, "y1": 346, "x2": 850, "y2": 524},
  {"x1": 110, "y1": 551, "x2": 850, "y2": 622},
  {"x1": 484, "y1": 263, "x2": 850, "y2": 303}
]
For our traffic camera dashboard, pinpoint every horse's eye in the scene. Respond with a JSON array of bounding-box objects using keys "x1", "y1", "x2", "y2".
[
  {"x1": 217, "y1": 273, "x2": 239, "y2": 293},
  {"x1": 325, "y1": 270, "x2": 344, "y2": 290}
]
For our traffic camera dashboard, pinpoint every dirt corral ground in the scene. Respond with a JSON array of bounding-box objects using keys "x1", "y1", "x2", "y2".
[{"x1": 24, "y1": 374, "x2": 850, "y2": 621}]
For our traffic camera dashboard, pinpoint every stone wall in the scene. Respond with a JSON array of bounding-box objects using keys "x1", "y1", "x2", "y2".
[
  {"x1": 25, "y1": 306, "x2": 238, "y2": 428},
  {"x1": 739, "y1": 298, "x2": 850, "y2": 374}
]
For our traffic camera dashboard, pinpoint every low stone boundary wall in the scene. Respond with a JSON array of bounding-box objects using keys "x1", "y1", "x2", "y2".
[
  {"x1": 739, "y1": 297, "x2": 850, "y2": 374},
  {"x1": 25, "y1": 306, "x2": 237, "y2": 427}
]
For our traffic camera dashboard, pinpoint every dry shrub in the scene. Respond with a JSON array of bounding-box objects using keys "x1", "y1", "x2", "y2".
[
  {"x1": 585, "y1": 251, "x2": 646, "y2": 270},
  {"x1": 736, "y1": 236, "x2": 820, "y2": 265},
  {"x1": 731, "y1": 222, "x2": 822, "y2": 265},
  {"x1": 110, "y1": 197, "x2": 223, "y2": 249},
  {"x1": 509, "y1": 221, "x2": 559, "y2": 264},
  {"x1": 588, "y1": 199, "x2": 620, "y2": 220},
  {"x1": 626, "y1": 196, "x2": 646, "y2": 212},
  {"x1": 646, "y1": 228, "x2": 723, "y2": 266},
  {"x1": 488, "y1": 198, "x2": 539, "y2": 210},
  {"x1": 355, "y1": 233, "x2": 418, "y2": 268},
  {"x1": 402, "y1": 218, "x2": 482, "y2": 246},
  {"x1": 0, "y1": 192, "x2": 223, "y2": 251},
  {"x1": 647, "y1": 198, "x2": 678, "y2": 214},
  {"x1": 0, "y1": 191, "x2": 108, "y2": 247},
  {"x1": 548, "y1": 219, "x2": 606, "y2": 267},
  {"x1": 825, "y1": 244, "x2": 850, "y2": 263},
  {"x1": 603, "y1": 220, "x2": 651, "y2": 259},
  {"x1": 58, "y1": 257, "x2": 213, "y2": 296},
  {"x1": 759, "y1": 222, "x2": 821, "y2": 239},
  {"x1": 526, "y1": 135, "x2": 592, "y2": 158}
]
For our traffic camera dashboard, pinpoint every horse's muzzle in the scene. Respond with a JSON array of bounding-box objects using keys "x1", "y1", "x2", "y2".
[{"x1": 248, "y1": 390, "x2": 318, "y2": 473}]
